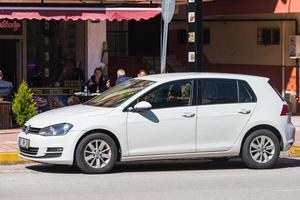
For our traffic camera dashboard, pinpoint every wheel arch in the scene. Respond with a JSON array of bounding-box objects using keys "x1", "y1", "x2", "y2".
[
  {"x1": 73, "y1": 129, "x2": 122, "y2": 164},
  {"x1": 241, "y1": 124, "x2": 283, "y2": 154}
]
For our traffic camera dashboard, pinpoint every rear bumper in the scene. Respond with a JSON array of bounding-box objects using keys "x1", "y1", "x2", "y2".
[{"x1": 282, "y1": 123, "x2": 295, "y2": 152}]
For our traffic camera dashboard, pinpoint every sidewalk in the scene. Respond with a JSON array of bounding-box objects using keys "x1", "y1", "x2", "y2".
[
  {"x1": 1, "y1": 118, "x2": 300, "y2": 164},
  {"x1": 292, "y1": 117, "x2": 300, "y2": 147},
  {"x1": 0, "y1": 129, "x2": 19, "y2": 152},
  {"x1": 0, "y1": 128, "x2": 29, "y2": 164}
]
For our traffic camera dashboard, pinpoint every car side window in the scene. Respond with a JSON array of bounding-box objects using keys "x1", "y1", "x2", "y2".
[
  {"x1": 238, "y1": 80, "x2": 256, "y2": 103},
  {"x1": 139, "y1": 80, "x2": 194, "y2": 109},
  {"x1": 199, "y1": 79, "x2": 238, "y2": 105}
]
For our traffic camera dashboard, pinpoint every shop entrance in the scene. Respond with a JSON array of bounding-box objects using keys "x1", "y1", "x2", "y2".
[{"x1": 0, "y1": 40, "x2": 19, "y2": 88}]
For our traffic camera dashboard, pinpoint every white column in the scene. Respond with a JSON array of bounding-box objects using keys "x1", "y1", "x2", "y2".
[{"x1": 87, "y1": 20, "x2": 107, "y2": 79}]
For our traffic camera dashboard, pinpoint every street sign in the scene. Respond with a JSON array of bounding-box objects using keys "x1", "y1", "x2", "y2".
[
  {"x1": 161, "y1": 0, "x2": 176, "y2": 73},
  {"x1": 161, "y1": 0, "x2": 176, "y2": 23}
]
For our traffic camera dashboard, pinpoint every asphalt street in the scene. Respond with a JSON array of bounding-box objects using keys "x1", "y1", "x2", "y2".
[{"x1": 1, "y1": 158, "x2": 300, "y2": 200}]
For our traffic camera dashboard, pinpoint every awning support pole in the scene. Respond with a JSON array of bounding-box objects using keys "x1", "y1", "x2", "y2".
[{"x1": 296, "y1": 59, "x2": 299, "y2": 101}]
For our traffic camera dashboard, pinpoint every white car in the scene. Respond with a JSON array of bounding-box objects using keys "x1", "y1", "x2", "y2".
[{"x1": 18, "y1": 73, "x2": 295, "y2": 173}]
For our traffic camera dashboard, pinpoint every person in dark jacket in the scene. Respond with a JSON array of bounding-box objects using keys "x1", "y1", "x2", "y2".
[
  {"x1": 115, "y1": 68, "x2": 130, "y2": 85},
  {"x1": 85, "y1": 68, "x2": 110, "y2": 93},
  {"x1": 0, "y1": 70, "x2": 13, "y2": 101}
]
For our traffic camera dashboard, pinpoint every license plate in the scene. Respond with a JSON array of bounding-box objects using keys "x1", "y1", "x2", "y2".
[{"x1": 19, "y1": 137, "x2": 30, "y2": 149}]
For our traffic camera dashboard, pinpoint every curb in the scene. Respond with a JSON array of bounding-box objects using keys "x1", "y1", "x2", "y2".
[
  {"x1": 289, "y1": 145, "x2": 300, "y2": 157},
  {"x1": 0, "y1": 152, "x2": 31, "y2": 165}
]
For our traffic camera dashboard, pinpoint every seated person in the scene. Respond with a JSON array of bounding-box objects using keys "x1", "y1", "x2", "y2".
[
  {"x1": 85, "y1": 68, "x2": 110, "y2": 93},
  {"x1": 115, "y1": 69, "x2": 130, "y2": 85},
  {"x1": 168, "y1": 84, "x2": 191, "y2": 106},
  {"x1": 137, "y1": 69, "x2": 148, "y2": 77},
  {"x1": 0, "y1": 70, "x2": 13, "y2": 101}
]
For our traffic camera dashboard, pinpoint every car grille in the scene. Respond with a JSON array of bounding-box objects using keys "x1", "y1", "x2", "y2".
[
  {"x1": 19, "y1": 147, "x2": 39, "y2": 155},
  {"x1": 22, "y1": 126, "x2": 41, "y2": 134}
]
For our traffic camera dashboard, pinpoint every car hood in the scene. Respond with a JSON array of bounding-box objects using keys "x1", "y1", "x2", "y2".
[{"x1": 25, "y1": 104, "x2": 114, "y2": 128}]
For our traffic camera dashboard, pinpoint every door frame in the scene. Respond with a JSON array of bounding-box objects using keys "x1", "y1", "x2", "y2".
[{"x1": 0, "y1": 20, "x2": 26, "y2": 88}]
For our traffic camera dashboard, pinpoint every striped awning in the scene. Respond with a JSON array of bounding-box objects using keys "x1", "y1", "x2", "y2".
[{"x1": 0, "y1": 6, "x2": 161, "y2": 21}]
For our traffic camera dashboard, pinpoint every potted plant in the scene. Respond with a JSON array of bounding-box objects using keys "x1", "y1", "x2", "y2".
[{"x1": 12, "y1": 81, "x2": 37, "y2": 126}]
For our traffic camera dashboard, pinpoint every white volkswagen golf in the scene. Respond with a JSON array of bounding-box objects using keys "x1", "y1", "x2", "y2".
[{"x1": 18, "y1": 73, "x2": 295, "y2": 173}]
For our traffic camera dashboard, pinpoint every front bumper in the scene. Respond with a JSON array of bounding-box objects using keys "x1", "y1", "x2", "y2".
[{"x1": 18, "y1": 130, "x2": 81, "y2": 165}]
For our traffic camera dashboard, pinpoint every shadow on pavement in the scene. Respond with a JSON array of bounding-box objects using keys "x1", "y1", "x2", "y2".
[{"x1": 26, "y1": 157, "x2": 300, "y2": 174}]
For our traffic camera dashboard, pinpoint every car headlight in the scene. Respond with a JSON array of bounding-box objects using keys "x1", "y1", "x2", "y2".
[{"x1": 39, "y1": 123, "x2": 73, "y2": 136}]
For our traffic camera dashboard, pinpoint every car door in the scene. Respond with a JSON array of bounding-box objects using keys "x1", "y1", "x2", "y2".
[
  {"x1": 196, "y1": 79, "x2": 257, "y2": 152},
  {"x1": 126, "y1": 80, "x2": 197, "y2": 156}
]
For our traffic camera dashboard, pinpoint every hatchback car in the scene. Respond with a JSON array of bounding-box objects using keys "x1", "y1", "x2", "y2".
[{"x1": 18, "y1": 73, "x2": 295, "y2": 173}]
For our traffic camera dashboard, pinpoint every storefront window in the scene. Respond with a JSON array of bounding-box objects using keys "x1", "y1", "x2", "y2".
[{"x1": 27, "y1": 20, "x2": 85, "y2": 88}]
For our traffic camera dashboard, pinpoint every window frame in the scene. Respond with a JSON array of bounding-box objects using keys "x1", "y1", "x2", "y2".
[
  {"x1": 124, "y1": 79, "x2": 196, "y2": 111},
  {"x1": 257, "y1": 28, "x2": 280, "y2": 46}
]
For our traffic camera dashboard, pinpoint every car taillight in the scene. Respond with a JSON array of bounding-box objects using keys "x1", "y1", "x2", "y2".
[{"x1": 280, "y1": 104, "x2": 290, "y2": 116}]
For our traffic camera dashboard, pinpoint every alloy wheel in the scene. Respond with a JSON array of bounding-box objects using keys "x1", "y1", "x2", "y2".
[
  {"x1": 84, "y1": 139, "x2": 112, "y2": 169},
  {"x1": 249, "y1": 135, "x2": 275, "y2": 164}
]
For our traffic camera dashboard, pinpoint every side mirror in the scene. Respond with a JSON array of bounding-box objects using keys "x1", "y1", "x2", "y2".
[{"x1": 133, "y1": 101, "x2": 152, "y2": 112}]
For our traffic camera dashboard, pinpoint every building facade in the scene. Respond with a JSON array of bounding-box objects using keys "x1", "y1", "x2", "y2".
[
  {"x1": 0, "y1": 0, "x2": 162, "y2": 111},
  {"x1": 167, "y1": 0, "x2": 300, "y2": 113},
  {"x1": 2, "y1": 0, "x2": 300, "y2": 113}
]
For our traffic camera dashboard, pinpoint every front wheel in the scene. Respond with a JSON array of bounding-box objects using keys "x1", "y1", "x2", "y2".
[
  {"x1": 241, "y1": 129, "x2": 280, "y2": 169},
  {"x1": 75, "y1": 133, "x2": 118, "y2": 174}
]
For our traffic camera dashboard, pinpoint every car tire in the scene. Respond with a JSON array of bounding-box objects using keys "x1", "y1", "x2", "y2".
[
  {"x1": 241, "y1": 129, "x2": 280, "y2": 169},
  {"x1": 75, "y1": 133, "x2": 118, "y2": 174}
]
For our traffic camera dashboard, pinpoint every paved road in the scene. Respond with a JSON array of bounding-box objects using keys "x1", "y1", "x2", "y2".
[{"x1": 1, "y1": 158, "x2": 300, "y2": 200}]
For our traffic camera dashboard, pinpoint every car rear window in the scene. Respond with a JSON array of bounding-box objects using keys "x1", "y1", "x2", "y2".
[
  {"x1": 198, "y1": 79, "x2": 257, "y2": 105},
  {"x1": 238, "y1": 80, "x2": 257, "y2": 103},
  {"x1": 199, "y1": 79, "x2": 238, "y2": 105}
]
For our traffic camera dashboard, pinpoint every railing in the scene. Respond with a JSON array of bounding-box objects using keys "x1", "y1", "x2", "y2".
[{"x1": 139, "y1": 56, "x2": 176, "y2": 73}]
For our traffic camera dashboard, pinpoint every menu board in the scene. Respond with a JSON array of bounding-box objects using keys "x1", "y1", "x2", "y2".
[{"x1": 31, "y1": 87, "x2": 82, "y2": 113}]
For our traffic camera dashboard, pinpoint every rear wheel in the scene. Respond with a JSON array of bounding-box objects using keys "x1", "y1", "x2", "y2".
[
  {"x1": 75, "y1": 133, "x2": 117, "y2": 174},
  {"x1": 241, "y1": 129, "x2": 280, "y2": 169}
]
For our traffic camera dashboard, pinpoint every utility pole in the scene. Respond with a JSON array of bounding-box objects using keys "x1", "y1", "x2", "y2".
[{"x1": 187, "y1": 0, "x2": 203, "y2": 72}]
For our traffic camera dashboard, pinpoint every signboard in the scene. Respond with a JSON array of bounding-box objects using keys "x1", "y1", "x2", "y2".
[
  {"x1": 0, "y1": 20, "x2": 22, "y2": 35},
  {"x1": 31, "y1": 87, "x2": 82, "y2": 113},
  {"x1": 161, "y1": 0, "x2": 176, "y2": 23},
  {"x1": 289, "y1": 35, "x2": 300, "y2": 59}
]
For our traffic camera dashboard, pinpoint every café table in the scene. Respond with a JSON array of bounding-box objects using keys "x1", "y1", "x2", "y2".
[{"x1": 74, "y1": 92, "x2": 100, "y2": 103}]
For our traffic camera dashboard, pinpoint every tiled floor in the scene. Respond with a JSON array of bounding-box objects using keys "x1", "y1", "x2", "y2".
[{"x1": 0, "y1": 130, "x2": 19, "y2": 152}]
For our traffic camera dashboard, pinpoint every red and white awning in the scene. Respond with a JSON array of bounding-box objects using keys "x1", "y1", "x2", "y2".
[{"x1": 0, "y1": 6, "x2": 161, "y2": 21}]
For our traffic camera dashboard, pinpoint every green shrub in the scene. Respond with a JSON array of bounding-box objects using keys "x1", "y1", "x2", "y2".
[{"x1": 12, "y1": 81, "x2": 37, "y2": 126}]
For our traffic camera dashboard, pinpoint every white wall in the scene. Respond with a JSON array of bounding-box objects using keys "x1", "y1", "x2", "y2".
[
  {"x1": 203, "y1": 20, "x2": 296, "y2": 67},
  {"x1": 87, "y1": 20, "x2": 106, "y2": 79}
]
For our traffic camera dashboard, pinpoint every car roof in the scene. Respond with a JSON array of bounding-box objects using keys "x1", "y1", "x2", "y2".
[{"x1": 137, "y1": 72, "x2": 269, "y2": 83}]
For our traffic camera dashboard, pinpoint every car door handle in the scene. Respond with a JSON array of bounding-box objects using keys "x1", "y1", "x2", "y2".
[
  {"x1": 238, "y1": 109, "x2": 251, "y2": 114},
  {"x1": 182, "y1": 113, "x2": 195, "y2": 118}
]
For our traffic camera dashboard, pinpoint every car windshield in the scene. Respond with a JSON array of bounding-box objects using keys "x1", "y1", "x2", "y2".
[{"x1": 84, "y1": 79, "x2": 155, "y2": 107}]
